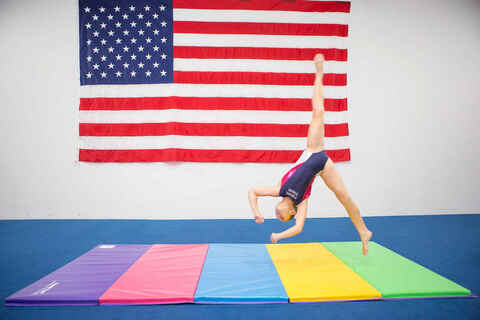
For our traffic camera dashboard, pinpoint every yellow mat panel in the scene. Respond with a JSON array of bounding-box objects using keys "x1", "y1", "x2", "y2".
[{"x1": 266, "y1": 243, "x2": 382, "y2": 302}]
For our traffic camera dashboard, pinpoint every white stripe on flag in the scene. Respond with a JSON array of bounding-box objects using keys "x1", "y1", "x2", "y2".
[
  {"x1": 173, "y1": 59, "x2": 347, "y2": 74},
  {"x1": 80, "y1": 84, "x2": 346, "y2": 99},
  {"x1": 79, "y1": 109, "x2": 348, "y2": 125},
  {"x1": 173, "y1": 33, "x2": 347, "y2": 49},
  {"x1": 79, "y1": 136, "x2": 349, "y2": 150},
  {"x1": 173, "y1": 9, "x2": 348, "y2": 25}
]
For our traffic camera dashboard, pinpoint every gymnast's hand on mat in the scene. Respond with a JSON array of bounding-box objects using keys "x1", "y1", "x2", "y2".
[
  {"x1": 270, "y1": 233, "x2": 279, "y2": 244},
  {"x1": 270, "y1": 201, "x2": 307, "y2": 243}
]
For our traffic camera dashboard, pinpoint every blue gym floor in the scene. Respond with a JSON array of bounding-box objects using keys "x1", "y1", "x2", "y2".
[{"x1": 1, "y1": 214, "x2": 479, "y2": 319}]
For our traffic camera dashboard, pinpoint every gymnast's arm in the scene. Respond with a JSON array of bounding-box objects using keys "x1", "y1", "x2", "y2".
[
  {"x1": 271, "y1": 199, "x2": 308, "y2": 243},
  {"x1": 248, "y1": 184, "x2": 281, "y2": 224}
]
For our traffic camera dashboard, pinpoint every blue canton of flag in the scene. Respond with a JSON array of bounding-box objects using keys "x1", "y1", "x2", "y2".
[{"x1": 79, "y1": 0, "x2": 173, "y2": 85}]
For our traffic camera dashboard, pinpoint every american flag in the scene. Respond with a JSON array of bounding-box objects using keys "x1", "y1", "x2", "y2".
[{"x1": 78, "y1": 0, "x2": 351, "y2": 162}]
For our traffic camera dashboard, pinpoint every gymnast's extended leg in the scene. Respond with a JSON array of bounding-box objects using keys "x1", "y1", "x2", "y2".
[
  {"x1": 306, "y1": 54, "x2": 326, "y2": 153},
  {"x1": 312, "y1": 54, "x2": 373, "y2": 255},
  {"x1": 320, "y1": 160, "x2": 372, "y2": 255}
]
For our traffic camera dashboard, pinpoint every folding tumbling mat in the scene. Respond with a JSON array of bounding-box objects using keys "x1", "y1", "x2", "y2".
[{"x1": 5, "y1": 242, "x2": 474, "y2": 306}]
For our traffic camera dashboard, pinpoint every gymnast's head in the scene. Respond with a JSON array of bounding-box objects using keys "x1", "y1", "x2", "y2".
[{"x1": 275, "y1": 197, "x2": 296, "y2": 222}]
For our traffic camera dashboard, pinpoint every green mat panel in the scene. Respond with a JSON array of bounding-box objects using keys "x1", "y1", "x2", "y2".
[{"x1": 322, "y1": 241, "x2": 471, "y2": 298}]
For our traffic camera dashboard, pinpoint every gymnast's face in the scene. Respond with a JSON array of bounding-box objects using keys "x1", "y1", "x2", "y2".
[{"x1": 275, "y1": 199, "x2": 295, "y2": 222}]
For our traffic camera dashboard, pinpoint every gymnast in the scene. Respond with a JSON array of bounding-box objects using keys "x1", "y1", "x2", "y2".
[{"x1": 248, "y1": 54, "x2": 372, "y2": 255}]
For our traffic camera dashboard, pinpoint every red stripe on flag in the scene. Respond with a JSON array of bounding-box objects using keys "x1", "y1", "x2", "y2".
[
  {"x1": 79, "y1": 148, "x2": 351, "y2": 163},
  {"x1": 79, "y1": 123, "x2": 349, "y2": 138},
  {"x1": 79, "y1": 97, "x2": 348, "y2": 112},
  {"x1": 173, "y1": 71, "x2": 346, "y2": 86},
  {"x1": 172, "y1": 0, "x2": 351, "y2": 13},
  {"x1": 173, "y1": 21, "x2": 348, "y2": 37},
  {"x1": 173, "y1": 47, "x2": 348, "y2": 61}
]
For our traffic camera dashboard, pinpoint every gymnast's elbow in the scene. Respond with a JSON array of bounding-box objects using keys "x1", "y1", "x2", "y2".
[
  {"x1": 294, "y1": 221, "x2": 304, "y2": 234},
  {"x1": 294, "y1": 225, "x2": 303, "y2": 235}
]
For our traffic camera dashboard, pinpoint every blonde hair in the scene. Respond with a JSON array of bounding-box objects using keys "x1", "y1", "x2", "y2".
[{"x1": 276, "y1": 198, "x2": 296, "y2": 221}]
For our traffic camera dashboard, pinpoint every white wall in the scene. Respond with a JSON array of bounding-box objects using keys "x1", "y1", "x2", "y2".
[{"x1": 0, "y1": 0, "x2": 479, "y2": 219}]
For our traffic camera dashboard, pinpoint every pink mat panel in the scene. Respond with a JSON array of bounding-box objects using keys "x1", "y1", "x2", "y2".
[{"x1": 99, "y1": 244, "x2": 209, "y2": 305}]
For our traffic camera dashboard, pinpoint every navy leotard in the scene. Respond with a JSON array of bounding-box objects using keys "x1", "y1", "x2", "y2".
[{"x1": 279, "y1": 150, "x2": 329, "y2": 206}]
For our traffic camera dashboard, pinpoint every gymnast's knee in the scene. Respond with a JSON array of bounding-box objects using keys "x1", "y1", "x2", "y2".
[{"x1": 333, "y1": 189, "x2": 350, "y2": 204}]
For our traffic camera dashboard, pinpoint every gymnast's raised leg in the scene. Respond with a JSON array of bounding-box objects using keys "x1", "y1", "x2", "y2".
[{"x1": 312, "y1": 54, "x2": 373, "y2": 255}]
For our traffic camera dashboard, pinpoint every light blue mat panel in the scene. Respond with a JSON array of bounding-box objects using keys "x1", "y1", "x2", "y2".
[{"x1": 194, "y1": 244, "x2": 288, "y2": 303}]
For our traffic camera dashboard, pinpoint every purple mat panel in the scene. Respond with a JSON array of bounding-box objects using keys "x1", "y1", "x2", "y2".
[{"x1": 5, "y1": 244, "x2": 151, "y2": 306}]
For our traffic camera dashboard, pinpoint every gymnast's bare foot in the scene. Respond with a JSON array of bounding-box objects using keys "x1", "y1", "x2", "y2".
[
  {"x1": 360, "y1": 229, "x2": 373, "y2": 256},
  {"x1": 314, "y1": 53, "x2": 324, "y2": 73}
]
